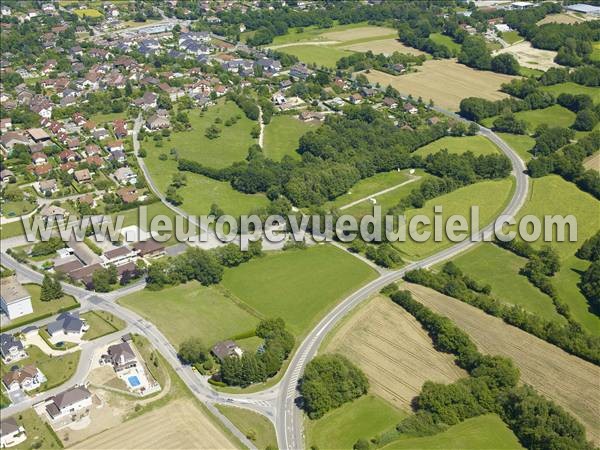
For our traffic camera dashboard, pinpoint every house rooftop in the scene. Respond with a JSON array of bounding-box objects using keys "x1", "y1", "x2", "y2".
[{"x1": 0, "y1": 276, "x2": 30, "y2": 305}]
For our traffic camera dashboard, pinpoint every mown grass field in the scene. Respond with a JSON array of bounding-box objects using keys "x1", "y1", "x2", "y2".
[
  {"x1": 414, "y1": 135, "x2": 501, "y2": 157},
  {"x1": 262, "y1": 115, "x2": 319, "y2": 160},
  {"x1": 279, "y1": 44, "x2": 353, "y2": 68},
  {"x1": 501, "y1": 31, "x2": 522, "y2": 45},
  {"x1": 482, "y1": 105, "x2": 576, "y2": 132},
  {"x1": 591, "y1": 42, "x2": 600, "y2": 61},
  {"x1": 343, "y1": 171, "x2": 433, "y2": 219},
  {"x1": 221, "y1": 245, "x2": 378, "y2": 336},
  {"x1": 452, "y1": 244, "x2": 565, "y2": 321},
  {"x1": 382, "y1": 414, "x2": 523, "y2": 450},
  {"x1": 216, "y1": 405, "x2": 277, "y2": 450},
  {"x1": 82, "y1": 311, "x2": 126, "y2": 340},
  {"x1": 119, "y1": 282, "x2": 260, "y2": 347},
  {"x1": 306, "y1": 395, "x2": 406, "y2": 450},
  {"x1": 496, "y1": 132, "x2": 535, "y2": 162},
  {"x1": 73, "y1": 8, "x2": 102, "y2": 18},
  {"x1": 540, "y1": 82, "x2": 600, "y2": 104},
  {"x1": 327, "y1": 170, "x2": 411, "y2": 211},
  {"x1": 393, "y1": 177, "x2": 515, "y2": 260},
  {"x1": 429, "y1": 33, "x2": 461, "y2": 54},
  {"x1": 269, "y1": 22, "x2": 394, "y2": 46},
  {"x1": 89, "y1": 111, "x2": 127, "y2": 124},
  {"x1": 1, "y1": 285, "x2": 79, "y2": 332}
]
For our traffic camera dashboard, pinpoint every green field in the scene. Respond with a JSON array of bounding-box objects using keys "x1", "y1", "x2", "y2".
[
  {"x1": 501, "y1": 31, "x2": 522, "y2": 45},
  {"x1": 343, "y1": 170, "x2": 433, "y2": 218},
  {"x1": 269, "y1": 22, "x2": 392, "y2": 46},
  {"x1": 9, "y1": 409, "x2": 62, "y2": 450},
  {"x1": 327, "y1": 170, "x2": 410, "y2": 210},
  {"x1": 519, "y1": 66, "x2": 544, "y2": 78},
  {"x1": 0, "y1": 285, "x2": 79, "y2": 332},
  {"x1": 540, "y1": 82, "x2": 600, "y2": 104},
  {"x1": 306, "y1": 395, "x2": 406, "y2": 450},
  {"x1": 383, "y1": 414, "x2": 523, "y2": 450},
  {"x1": 481, "y1": 105, "x2": 576, "y2": 132},
  {"x1": 0, "y1": 345, "x2": 80, "y2": 392},
  {"x1": 414, "y1": 135, "x2": 501, "y2": 157},
  {"x1": 280, "y1": 44, "x2": 354, "y2": 68},
  {"x1": 393, "y1": 178, "x2": 515, "y2": 260},
  {"x1": 1, "y1": 199, "x2": 37, "y2": 218},
  {"x1": 452, "y1": 243, "x2": 565, "y2": 321},
  {"x1": 591, "y1": 42, "x2": 600, "y2": 61},
  {"x1": 82, "y1": 311, "x2": 126, "y2": 340},
  {"x1": 221, "y1": 245, "x2": 378, "y2": 336},
  {"x1": 216, "y1": 405, "x2": 277, "y2": 449},
  {"x1": 89, "y1": 111, "x2": 127, "y2": 124},
  {"x1": 429, "y1": 33, "x2": 462, "y2": 55},
  {"x1": 119, "y1": 282, "x2": 260, "y2": 347},
  {"x1": 263, "y1": 115, "x2": 319, "y2": 160},
  {"x1": 73, "y1": 8, "x2": 102, "y2": 18},
  {"x1": 496, "y1": 133, "x2": 535, "y2": 162}
]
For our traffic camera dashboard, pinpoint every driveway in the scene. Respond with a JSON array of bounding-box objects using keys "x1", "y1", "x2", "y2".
[{"x1": 7, "y1": 389, "x2": 28, "y2": 405}]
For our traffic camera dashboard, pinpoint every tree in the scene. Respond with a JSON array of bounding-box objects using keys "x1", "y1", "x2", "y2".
[
  {"x1": 491, "y1": 54, "x2": 520, "y2": 75},
  {"x1": 458, "y1": 36, "x2": 491, "y2": 70},
  {"x1": 41, "y1": 273, "x2": 61, "y2": 301},
  {"x1": 573, "y1": 109, "x2": 599, "y2": 131},
  {"x1": 178, "y1": 338, "x2": 209, "y2": 365},
  {"x1": 580, "y1": 260, "x2": 600, "y2": 314}
]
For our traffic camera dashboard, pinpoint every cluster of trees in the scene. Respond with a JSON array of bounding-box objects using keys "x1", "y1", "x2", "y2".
[
  {"x1": 459, "y1": 35, "x2": 520, "y2": 75},
  {"x1": 178, "y1": 337, "x2": 212, "y2": 372},
  {"x1": 91, "y1": 265, "x2": 119, "y2": 292},
  {"x1": 576, "y1": 232, "x2": 600, "y2": 316},
  {"x1": 220, "y1": 318, "x2": 294, "y2": 387},
  {"x1": 379, "y1": 287, "x2": 592, "y2": 450},
  {"x1": 404, "y1": 262, "x2": 600, "y2": 366},
  {"x1": 41, "y1": 273, "x2": 63, "y2": 301},
  {"x1": 228, "y1": 93, "x2": 260, "y2": 121},
  {"x1": 336, "y1": 50, "x2": 426, "y2": 74},
  {"x1": 492, "y1": 112, "x2": 527, "y2": 135},
  {"x1": 527, "y1": 130, "x2": 600, "y2": 200},
  {"x1": 300, "y1": 354, "x2": 369, "y2": 419},
  {"x1": 30, "y1": 237, "x2": 65, "y2": 257},
  {"x1": 532, "y1": 125, "x2": 575, "y2": 157},
  {"x1": 459, "y1": 91, "x2": 553, "y2": 122}
]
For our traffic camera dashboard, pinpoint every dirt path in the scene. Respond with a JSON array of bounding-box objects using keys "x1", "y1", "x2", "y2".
[
  {"x1": 258, "y1": 106, "x2": 265, "y2": 148},
  {"x1": 405, "y1": 282, "x2": 600, "y2": 445},
  {"x1": 339, "y1": 175, "x2": 420, "y2": 211}
]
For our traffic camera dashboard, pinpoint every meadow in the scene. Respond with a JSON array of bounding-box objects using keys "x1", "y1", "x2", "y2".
[
  {"x1": 221, "y1": 245, "x2": 378, "y2": 336},
  {"x1": 81, "y1": 311, "x2": 126, "y2": 340},
  {"x1": 496, "y1": 132, "x2": 535, "y2": 162},
  {"x1": 73, "y1": 8, "x2": 102, "y2": 18},
  {"x1": 540, "y1": 82, "x2": 600, "y2": 104},
  {"x1": 382, "y1": 414, "x2": 523, "y2": 450},
  {"x1": 501, "y1": 31, "x2": 522, "y2": 45},
  {"x1": 262, "y1": 115, "x2": 319, "y2": 160},
  {"x1": 342, "y1": 38, "x2": 426, "y2": 56},
  {"x1": 306, "y1": 395, "x2": 406, "y2": 450},
  {"x1": 269, "y1": 23, "x2": 395, "y2": 46},
  {"x1": 429, "y1": 33, "x2": 461, "y2": 55},
  {"x1": 216, "y1": 405, "x2": 277, "y2": 450},
  {"x1": 413, "y1": 135, "x2": 501, "y2": 157},
  {"x1": 481, "y1": 104, "x2": 576, "y2": 132},
  {"x1": 119, "y1": 282, "x2": 260, "y2": 347}
]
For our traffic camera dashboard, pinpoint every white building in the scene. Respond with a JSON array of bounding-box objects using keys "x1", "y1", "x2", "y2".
[
  {"x1": 0, "y1": 418, "x2": 26, "y2": 448},
  {"x1": 0, "y1": 277, "x2": 33, "y2": 320},
  {"x1": 45, "y1": 386, "x2": 92, "y2": 421}
]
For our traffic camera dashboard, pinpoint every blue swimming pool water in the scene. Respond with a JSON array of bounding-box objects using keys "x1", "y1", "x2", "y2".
[{"x1": 128, "y1": 375, "x2": 141, "y2": 387}]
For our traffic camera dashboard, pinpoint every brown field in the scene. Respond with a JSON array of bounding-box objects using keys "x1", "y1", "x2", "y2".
[
  {"x1": 537, "y1": 13, "x2": 584, "y2": 25},
  {"x1": 322, "y1": 26, "x2": 397, "y2": 42},
  {"x1": 323, "y1": 296, "x2": 467, "y2": 411},
  {"x1": 363, "y1": 60, "x2": 516, "y2": 111},
  {"x1": 583, "y1": 151, "x2": 600, "y2": 172},
  {"x1": 494, "y1": 41, "x2": 559, "y2": 70},
  {"x1": 405, "y1": 283, "x2": 600, "y2": 445},
  {"x1": 72, "y1": 399, "x2": 237, "y2": 449},
  {"x1": 342, "y1": 38, "x2": 426, "y2": 56}
]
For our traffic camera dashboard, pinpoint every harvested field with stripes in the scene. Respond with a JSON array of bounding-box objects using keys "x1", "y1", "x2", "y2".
[{"x1": 323, "y1": 295, "x2": 467, "y2": 411}]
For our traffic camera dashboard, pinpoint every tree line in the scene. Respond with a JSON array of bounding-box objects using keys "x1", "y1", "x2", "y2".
[{"x1": 576, "y1": 232, "x2": 600, "y2": 317}]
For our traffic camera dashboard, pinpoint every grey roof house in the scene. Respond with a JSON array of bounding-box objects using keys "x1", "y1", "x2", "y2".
[{"x1": 47, "y1": 312, "x2": 89, "y2": 337}]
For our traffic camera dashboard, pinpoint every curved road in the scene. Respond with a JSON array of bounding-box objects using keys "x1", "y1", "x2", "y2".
[{"x1": 2, "y1": 114, "x2": 528, "y2": 449}]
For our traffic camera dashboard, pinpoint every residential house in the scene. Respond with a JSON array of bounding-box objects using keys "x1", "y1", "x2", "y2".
[
  {"x1": 33, "y1": 163, "x2": 53, "y2": 177},
  {"x1": 108, "y1": 150, "x2": 126, "y2": 164},
  {"x1": 46, "y1": 312, "x2": 89, "y2": 339},
  {"x1": 86, "y1": 155, "x2": 105, "y2": 169},
  {"x1": 383, "y1": 97, "x2": 398, "y2": 108},
  {"x1": 117, "y1": 186, "x2": 139, "y2": 204},
  {"x1": 45, "y1": 385, "x2": 92, "y2": 420},
  {"x1": 0, "y1": 118, "x2": 12, "y2": 132},
  {"x1": 2, "y1": 365, "x2": 45, "y2": 392},
  {"x1": 31, "y1": 152, "x2": 48, "y2": 165},
  {"x1": 0, "y1": 276, "x2": 33, "y2": 320},
  {"x1": 59, "y1": 149, "x2": 78, "y2": 163},
  {"x1": 93, "y1": 128, "x2": 110, "y2": 140},
  {"x1": 403, "y1": 102, "x2": 418, "y2": 114},
  {"x1": 84, "y1": 144, "x2": 101, "y2": 157},
  {"x1": 39, "y1": 205, "x2": 67, "y2": 223},
  {"x1": 0, "y1": 333, "x2": 27, "y2": 364},
  {"x1": 0, "y1": 132, "x2": 30, "y2": 151},
  {"x1": 106, "y1": 342, "x2": 137, "y2": 372},
  {"x1": 132, "y1": 240, "x2": 165, "y2": 259},
  {"x1": 113, "y1": 120, "x2": 128, "y2": 138},
  {"x1": 290, "y1": 63, "x2": 313, "y2": 80},
  {"x1": 106, "y1": 140, "x2": 124, "y2": 152},
  {"x1": 349, "y1": 93, "x2": 363, "y2": 105},
  {"x1": 146, "y1": 114, "x2": 170, "y2": 130},
  {"x1": 100, "y1": 246, "x2": 137, "y2": 267},
  {"x1": 0, "y1": 418, "x2": 26, "y2": 448},
  {"x1": 39, "y1": 179, "x2": 58, "y2": 195},
  {"x1": 74, "y1": 169, "x2": 92, "y2": 184},
  {"x1": 132, "y1": 92, "x2": 158, "y2": 109},
  {"x1": 211, "y1": 340, "x2": 244, "y2": 362},
  {"x1": 0, "y1": 169, "x2": 14, "y2": 183},
  {"x1": 114, "y1": 167, "x2": 137, "y2": 185}
]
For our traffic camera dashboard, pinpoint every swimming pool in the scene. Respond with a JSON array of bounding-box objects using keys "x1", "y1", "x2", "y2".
[{"x1": 128, "y1": 375, "x2": 141, "y2": 387}]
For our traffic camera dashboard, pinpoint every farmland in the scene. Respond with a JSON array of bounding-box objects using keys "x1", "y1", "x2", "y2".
[
  {"x1": 322, "y1": 295, "x2": 467, "y2": 410},
  {"x1": 306, "y1": 395, "x2": 406, "y2": 450},
  {"x1": 583, "y1": 151, "x2": 599, "y2": 171},
  {"x1": 393, "y1": 178, "x2": 515, "y2": 260},
  {"x1": 493, "y1": 41, "x2": 558, "y2": 70},
  {"x1": 119, "y1": 282, "x2": 260, "y2": 347},
  {"x1": 72, "y1": 399, "x2": 237, "y2": 449},
  {"x1": 262, "y1": 115, "x2": 320, "y2": 160},
  {"x1": 382, "y1": 414, "x2": 523, "y2": 450},
  {"x1": 405, "y1": 282, "x2": 600, "y2": 445},
  {"x1": 451, "y1": 244, "x2": 565, "y2": 321},
  {"x1": 364, "y1": 61, "x2": 516, "y2": 111},
  {"x1": 221, "y1": 245, "x2": 378, "y2": 336},
  {"x1": 269, "y1": 23, "x2": 395, "y2": 46},
  {"x1": 342, "y1": 38, "x2": 426, "y2": 56},
  {"x1": 414, "y1": 135, "x2": 501, "y2": 157}
]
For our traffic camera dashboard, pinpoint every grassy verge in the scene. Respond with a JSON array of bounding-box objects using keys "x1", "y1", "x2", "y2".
[
  {"x1": 216, "y1": 405, "x2": 277, "y2": 449},
  {"x1": 82, "y1": 311, "x2": 127, "y2": 340}
]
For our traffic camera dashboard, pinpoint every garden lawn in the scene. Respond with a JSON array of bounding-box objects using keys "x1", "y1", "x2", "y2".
[
  {"x1": 216, "y1": 405, "x2": 277, "y2": 450},
  {"x1": 0, "y1": 285, "x2": 79, "y2": 332},
  {"x1": 9, "y1": 409, "x2": 62, "y2": 450},
  {"x1": 343, "y1": 171, "x2": 433, "y2": 218},
  {"x1": 414, "y1": 135, "x2": 501, "y2": 157},
  {"x1": 306, "y1": 395, "x2": 406, "y2": 450},
  {"x1": 429, "y1": 33, "x2": 462, "y2": 55},
  {"x1": 496, "y1": 133, "x2": 535, "y2": 162},
  {"x1": 280, "y1": 44, "x2": 354, "y2": 68},
  {"x1": 0, "y1": 345, "x2": 80, "y2": 392},
  {"x1": 89, "y1": 111, "x2": 127, "y2": 125},
  {"x1": 382, "y1": 414, "x2": 523, "y2": 450},
  {"x1": 327, "y1": 170, "x2": 410, "y2": 210},
  {"x1": 119, "y1": 282, "x2": 260, "y2": 347},
  {"x1": 452, "y1": 243, "x2": 565, "y2": 322},
  {"x1": 540, "y1": 82, "x2": 600, "y2": 104},
  {"x1": 393, "y1": 178, "x2": 515, "y2": 260},
  {"x1": 1, "y1": 200, "x2": 37, "y2": 217},
  {"x1": 82, "y1": 311, "x2": 126, "y2": 340},
  {"x1": 221, "y1": 245, "x2": 378, "y2": 336},
  {"x1": 263, "y1": 115, "x2": 319, "y2": 160}
]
